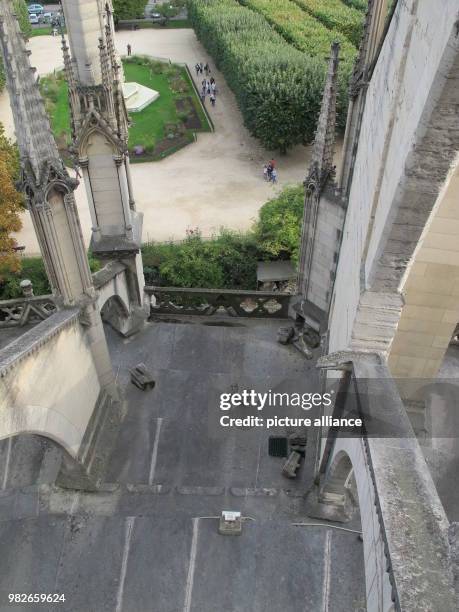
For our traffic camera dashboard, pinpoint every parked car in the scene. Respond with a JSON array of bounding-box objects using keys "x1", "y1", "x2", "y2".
[
  {"x1": 39, "y1": 12, "x2": 54, "y2": 24},
  {"x1": 28, "y1": 4, "x2": 44, "y2": 14},
  {"x1": 29, "y1": 14, "x2": 39, "y2": 24}
]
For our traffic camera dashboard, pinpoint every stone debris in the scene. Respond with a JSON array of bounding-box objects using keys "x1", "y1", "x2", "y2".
[
  {"x1": 277, "y1": 326, "x2": 295, "y2": 345},
  {"x1": 130, "y1": 363, "x2": 155, "y2": 391},
  {"x1": 288, "y1": 433, "x2": 307, "y2": 456},
  {"x1": 282, "y1": 451, "x2": 302, "y2": 479}
]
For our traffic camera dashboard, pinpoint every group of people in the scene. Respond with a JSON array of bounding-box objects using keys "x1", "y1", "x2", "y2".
[
  {"x1": 263, "y1": 159, "x2": 278, "y2": 183},
  {"x1": 195, "y1": 62, "x2": 211, "y2": 76},
  {"x1": 195, "y1": 62, "x2": 218, "y2": 107}
]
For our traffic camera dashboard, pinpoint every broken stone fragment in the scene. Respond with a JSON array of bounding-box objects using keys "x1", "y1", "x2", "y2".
[
  {"x1": 282, "y1": 451, "x2": 302, "y2": 479},
  {"x1": 130, "y1": 363, "x2": 155, "y2": 391},
  {"x1": 277, "y1": 326, "x2": 295, "y2": 344}
]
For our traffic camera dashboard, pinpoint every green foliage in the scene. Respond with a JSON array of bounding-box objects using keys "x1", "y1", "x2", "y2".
[
  {"x1": 14, "y1": 0, "x2": 32, "y2": 39},
  {"x1": 342, "y1": 0, "x2": 368, "y2": 12},
  {"x1": 292, "y1": 0, "x2": 364, "y2": 47},
  {"x1": 0, "y1": 257, "x2": 50, "y2": 299},
  {"x1": 0, "y1": 254, "x2": 101, "y2": 299},
  {"x1": 188, "y1": 0, "x2": 353, "y2": 151},
  {"x1": 241, "y1": 0, "x2": 357, "y2": 60},
  {"x1": 254, "y1": 184, "x2": 304, "y2": 264},
  {"x1": 113, "y1": 0, "x2": 148, "y2": 20},
  {"x1": 142, "y1": 229, "x2": 262, "y2": 289},
  {"x1": 0, "y1": 184, "x2": 306, "y2": 296},
  {"x1": 41, "y1": 58, "x2": 211, "y2": 160},
  {"x1": 142, "y1": 185, "x2": 305, "y2": 289}
]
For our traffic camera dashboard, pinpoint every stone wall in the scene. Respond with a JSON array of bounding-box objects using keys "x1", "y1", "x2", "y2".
[
  {"x1": 0, "y1": 310, "x2": 101, "y2": 457},
  {"x1": 328, "y1": 0, "x2": 459, "y2": 354},
  {"x1": 389, "y1": 159, "x2": 459, "y2": 377}
]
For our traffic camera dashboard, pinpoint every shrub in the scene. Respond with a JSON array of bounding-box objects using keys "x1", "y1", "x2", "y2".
[
  {"x1": 142, "y1": 229, "x2": 261, "y2": 289},
  {"x1": 255, "y1": 184, "x2": 304, "y2": 264},
  {"x1": 0, "y1": 255, "x2": 101, "y2": 299},
  {"x1": 342, "y1": 0, "x2": 367, "y2": 12},
  {"x1": 188, "y1": 0, "x2": 352, "y2": 151},
  {"x1": 292, "y1": 0, "x2": 364, "y2": 47}
]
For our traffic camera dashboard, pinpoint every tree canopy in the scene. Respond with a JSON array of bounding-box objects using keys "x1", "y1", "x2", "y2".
[
  {"x1": 112, "y1": 0, "x2": 148, "y2": 20},
  {"x1": 0, "y1": 124, "x2": 23, "y2": 279}
]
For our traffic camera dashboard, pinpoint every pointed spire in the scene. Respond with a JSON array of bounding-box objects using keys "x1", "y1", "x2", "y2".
[
  {"x1": 349, "y1": 0, "x2": 388, "y2": 98},
  {"x1": 0, "y1": 0, "x2": 63, "y2": 185},
  {"x1": 306, "y1": 41, "x2": 340, "y2": 192}
]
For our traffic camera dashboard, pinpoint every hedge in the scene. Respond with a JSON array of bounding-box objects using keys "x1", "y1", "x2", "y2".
[
  {"x1": 187, "y1": 0, "x2": 352, "y2": 151},
  {"x1": 342, "y1": 0, "x2": 368, "y2": 12},
  {"x1": 292, "y1": 0, "x2": 364, "y2": 47},
  {"x1": 142, "y1": 229, "x2": 262, "y2": 289},
  {"x1": 241, "y1": 0, "x2": 357, "y2": 62}
]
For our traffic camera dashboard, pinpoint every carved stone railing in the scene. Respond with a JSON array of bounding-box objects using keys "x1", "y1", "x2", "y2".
[
  {"x1": 0, "y1": 295, "x2": 57, "y2": 328},
  {"x1": 145, "y1": 286, "x2": 291, "y2": 318}
]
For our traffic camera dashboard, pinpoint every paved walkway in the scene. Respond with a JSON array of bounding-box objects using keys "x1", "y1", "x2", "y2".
[{"x1": 0, "y1": 29, "x2": 337, "y2": 255}]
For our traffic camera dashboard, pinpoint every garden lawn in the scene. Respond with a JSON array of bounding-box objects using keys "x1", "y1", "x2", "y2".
[
  {"x1": 40, "y1": 59, "x2": 211, "y2": 159},
  {"x1": 124, "y1": 62, "x2": 179, "y2": 150}
]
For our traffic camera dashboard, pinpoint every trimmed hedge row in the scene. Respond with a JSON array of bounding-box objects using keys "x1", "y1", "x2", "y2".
[
  {"x1": 187, "y1": 0, "x2": 352, "y2": 151},
  {"x1": 342, "y1": 0, "x2": 368, "y2": 12},
  {"x1": 292, "y1": 0, "x2": 364, "y2": 47},
  {"x1": 241, "y1": 0, "x2": 357, "y2": 61}
]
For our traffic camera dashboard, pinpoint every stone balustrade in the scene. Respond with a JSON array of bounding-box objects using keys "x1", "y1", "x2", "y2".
[
  {"x1": 144, "y1": 286, "x2": 291, "y2": 318},
  {"x1": 0, "y1": 295, "x2": 56, "y2": 328}
]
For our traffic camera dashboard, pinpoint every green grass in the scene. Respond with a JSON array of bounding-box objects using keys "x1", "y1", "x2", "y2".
[
  {"x1": 40, "y1": 58, "x2": 211, "y2": 161},
  {"x1": 30, "y1": 26, "x2": 52, "y2": 37},
  {"x1": 124, "y1": 63, "x2": 179, "y2": 149},
  {"x1": 29, "y1": 26, "x2": 67, "y2": 37}
]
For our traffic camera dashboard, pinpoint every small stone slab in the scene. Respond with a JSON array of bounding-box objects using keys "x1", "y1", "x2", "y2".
[
  {"x1": 130, "y1": 363, "x2": 155, "y2": 390},
  {"x1": 282, "y1": 451, "x2": 302, "y2": 479}
]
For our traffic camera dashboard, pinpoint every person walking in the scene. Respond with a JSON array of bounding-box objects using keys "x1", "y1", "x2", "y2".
[
  {"x1": 199, "y1": 62, "x2": 204, "y2": 73},
  {"x1": 127, "y1": 44, "x2": 132, "y2": 56},
  {"x1": 211, "y1": 81, "x2": 217, "y2": 95},
  {"x1": 195, "y1": 63, "x2": 200, "y2": 76},
  {"x1": 267, "y1": 162, "x2": 273, "y2": 181},
  {"x1": 271, "y1": 168, "x2": 278, "y2": 184},
  {"x1": 210, "y1": 93, "x2": 216, "y2": 107}
]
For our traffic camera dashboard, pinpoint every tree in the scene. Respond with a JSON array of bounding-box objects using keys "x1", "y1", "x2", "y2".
[
  {"x1": 255, "y1": 185, "x2": 305, "y2": 264},
  {"x1": 112, "y1": 0, "x2": 148, "y2": 20},
  {"x1": 0, "y1": 124, "x2": 23, "y2": 279},
  {"x1": 14, "y1": 0, "x2": 32, "y2": 39}
]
